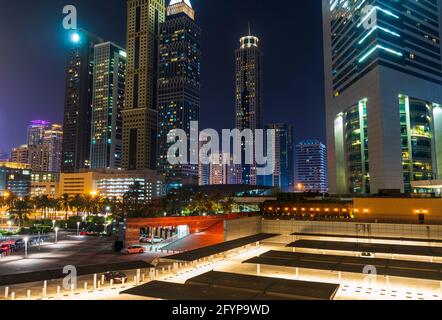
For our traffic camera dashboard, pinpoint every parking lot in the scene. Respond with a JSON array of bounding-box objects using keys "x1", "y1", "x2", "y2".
[{"x1": 0, "y1": 235, "x2": 167, "y2": 276}]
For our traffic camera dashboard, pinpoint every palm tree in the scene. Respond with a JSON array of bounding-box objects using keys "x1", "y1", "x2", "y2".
[
  {"x1": 70, "y1": 194, "x2": 85, "y2": 217},
  {"x1": 9, "y1": 197, "x2": 32, "y2": 227},
  {"x1": 60, "y1": 194, "x2": 71, "y2": 221}
]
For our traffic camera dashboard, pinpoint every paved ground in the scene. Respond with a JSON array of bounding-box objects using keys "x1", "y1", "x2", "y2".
[{"x1": 0, "y1": 235, "x2": 166, "y2": 276}]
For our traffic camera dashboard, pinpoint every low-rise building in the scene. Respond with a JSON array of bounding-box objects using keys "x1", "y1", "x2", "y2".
[
  {"x1": 58, "y1": 169, "x2": 165, "y2": 201},
  {"x1": 30, "y1": 172, "x2": 59, "y2": 197},
  {"x1": 0, "y1": 162, "x2": 32, "y2": 197}
]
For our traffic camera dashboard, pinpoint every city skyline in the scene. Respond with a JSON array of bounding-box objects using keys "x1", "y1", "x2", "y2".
[{"x1": 0, "y1": 0, "x2": 325, "y2": 154}]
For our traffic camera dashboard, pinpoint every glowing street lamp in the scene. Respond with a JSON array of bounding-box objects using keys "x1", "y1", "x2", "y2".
[
  {"x1": 71, "y1": 32, "x2": 80, "y2": 43},
  {"x1": 52, "y1": 220, "x2": 56, "y2": 229},
  {"x1": 7, "y1": 221, "x2": 12, "y2": 232},
  {"x1": 3, "y1": 191, "x2": 10, "y2": 198},
  {"x1": 77, "y1": 222, "x2": 80, "y2": 236}
]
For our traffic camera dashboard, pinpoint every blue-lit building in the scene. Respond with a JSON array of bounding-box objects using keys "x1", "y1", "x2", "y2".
[
  {"x1": 296, "y1": 140, "x2": 328, "y2": 193},
  {"x1": 0, "y1": 162, "x2": 31, "y2": 197},
  {"x1": 323, "y1": 0, "x2": 442, "y2": 194},
  {"x1": 157, "y1": 0, "x2": 201, "y2": 186},
  {"x1": 261, "y1": 124, "x2": 295, "y2": 192},
  {"x1": 90, "y1": 42, "x2": 126, "y2": 170}
]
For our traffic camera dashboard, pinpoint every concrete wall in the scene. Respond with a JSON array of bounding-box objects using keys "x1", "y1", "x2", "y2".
[
  {"x1": 224, "y1": 216, "x2": 261, "y2": 241},
  {"x1": 261, "y1": 219, "x2": 442, "y2": 245}
]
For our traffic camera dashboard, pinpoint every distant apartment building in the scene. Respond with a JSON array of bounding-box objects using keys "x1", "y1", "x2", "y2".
[
  {"x1": 22, "y1": 122, "x2": 63, "y2": 173},
  {"x1": 296, "y1": 140, "x2": 328, "y2": 193}
]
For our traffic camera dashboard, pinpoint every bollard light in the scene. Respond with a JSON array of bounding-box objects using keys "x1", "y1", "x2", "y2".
[
  {"x1": 24, "y1": 237, "x2": 29, "y2": 258},
  {"x1": 55, "y1": 227, "x2": 59, "y2": 244}
]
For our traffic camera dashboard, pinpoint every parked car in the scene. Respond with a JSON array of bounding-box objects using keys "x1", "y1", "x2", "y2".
[
  {"x1": 104, "y1": 271, "x2": 128, "y2": 283},
  {"x1": 121, "y1": 245, "x2": 145, "y2": 255},
  {"x1": 140, "y1": 236, "x2": 164, "y2": 244},
  {"x1": 15, "y1": 239, "x2": 25, "y2": 249},
  {"x1": 361, "y1": 252, "x2": 375, "y2": 258}
]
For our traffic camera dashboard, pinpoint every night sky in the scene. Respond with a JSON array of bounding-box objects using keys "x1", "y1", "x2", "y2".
[{"x1": 0, "y1": 0, "x2": 325, "y2": 155}]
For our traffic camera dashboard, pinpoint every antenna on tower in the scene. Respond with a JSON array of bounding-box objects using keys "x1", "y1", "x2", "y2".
[{"x1": 248, "y1": 22, "x2": 251, "y2": 36}]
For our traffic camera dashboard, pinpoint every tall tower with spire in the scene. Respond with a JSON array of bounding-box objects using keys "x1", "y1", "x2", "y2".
[
  {"x1": 235, "y1": 26, "x2": 263, "y2": 185},
  {"x1": 157, "y1": 0, "x2": 202, "y2": 187}
]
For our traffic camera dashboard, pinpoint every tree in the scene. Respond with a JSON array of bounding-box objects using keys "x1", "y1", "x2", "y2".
[
  {"x1": 70, "y1": 194, "x2": 85, "y2": 217},
  {"x1": 34, "y1": 195, "x2": 51, "y2": 224},
  {"x1": 59, "y1": 194, "x2": 71, "y2": 221},
  {"x1": 9, "y1": 196, "x2": 32, "y2": 227}
]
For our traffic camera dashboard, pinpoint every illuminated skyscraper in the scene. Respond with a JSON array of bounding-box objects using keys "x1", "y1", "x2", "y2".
[
  {"x1": 90, "y1": 42, "x2": 126, "y2": 170},
  {"x1": 323, "y1": 0, "x2": 442, "y2": 194},
  {"x1": 27, "y1": 124, "x2": 63, "y2": 173},
  {"x1": 27, "y1": 120, "x2": 50, "y2": 147},
  {"x1": 296, "y1": 140, "x2": 328, "y2": 193},
  {"x1": 62, "y1": 29, "x2": 104, "y2": 173},
  {"x1": 123, "y1": 0, "x2": 166, "y2": 171},
  {"x1": 235, "y1": 27, "x2": 263, "y2": 185},
  {"x1": 157, "y1": 0, "x2": 201, "y2": 186},
  {"x1": 43, "y1": 124, "x2": 63, "y2": 173}
]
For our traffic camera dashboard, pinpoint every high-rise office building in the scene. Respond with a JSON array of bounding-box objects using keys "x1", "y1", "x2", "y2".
[
  {"x1": 157, "y1": 0, "x2": 201, "y2": 186},
  {"x1": 27, "y1": 120, "x2": 51, "y2": 147},
  {"x1": 90, "y1": 42, "x2": 126, "y2": 170},
  {"x1": 235, "y1": 27, "x2": 263, "y2": 185},
  {"x1": 62, "y1": 29, "x2": 104, "y2": 173},
  {"x1": 123, "y1": 0, "x2": 166, "y2": 171},
  {"x1": 262, "y1": 124, "x2": 295, "y2": 192},
  {"x1": 323, "y1": 0, "x2": 442, "y2": 194},
  {"x1": 295, "y1": 140, "x2": 328, "y2": 193},
  {"x1": 10, "y1": 145, "x2": 29, "y2": 164}
]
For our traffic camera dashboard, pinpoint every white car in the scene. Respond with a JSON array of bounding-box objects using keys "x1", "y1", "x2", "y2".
[{"x1": 121, "y1": 245, "x2": 145, "y2": 255}]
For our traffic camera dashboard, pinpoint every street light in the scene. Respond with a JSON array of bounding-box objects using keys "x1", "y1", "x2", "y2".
[
  {"x1": 77, "y1": 222, "x2": 80, "y2": 236},
  {"x1": 24, "y1": 237, "x2": 29, "y2": 259},
  {"x1": 55, "y1": 227, "x2": 59, "y2": 244},
  {"x1": 52, "y1": 220, "x2": 56, "y2": 229},
  {"x1": 7, "y1": 221, "x2": 12, "y2": 232}
]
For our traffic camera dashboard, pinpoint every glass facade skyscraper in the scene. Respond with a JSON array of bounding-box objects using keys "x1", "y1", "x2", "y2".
[
  {"x1": 323, "y1": 0, "x2": 442, "y2": 194},
  {"x1": 90, "y1": 42, "x2": 126, "y2": 170},
  {"x1": 62, "y1": 29, "x2": 104, "y2": 173},
  {"x1": 157, "y1": 0, "x2": 201, "y2": 186},
  {"x1": 261, "y1": 124, "x2": 295, "y2": 192}
]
